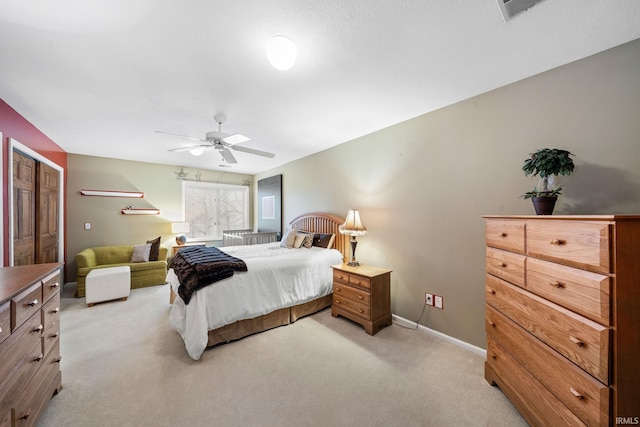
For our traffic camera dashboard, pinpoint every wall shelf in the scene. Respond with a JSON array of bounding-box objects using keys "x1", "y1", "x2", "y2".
[
  {"x1": 81, "y1": 189, "x2": 144, "y2": 198},
  {"x1": 121, "y1": 208, "x2": 159, "y2": 215}
]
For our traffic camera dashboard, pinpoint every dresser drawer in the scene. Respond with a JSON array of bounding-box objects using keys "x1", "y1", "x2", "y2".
[
  {"x1": 486, "y1": 247, "x2": 526, "y2": 288},
  {"x1": 42, "y1": 271, "x2": 61, "y2": 304},
  {"x1": 11, "y1": 283, "x2": 42, "y2": 332},
  {"x1": 333, "y1": 269, "x2": 349, "y2": 285},
  {"x1": 486, "y1": 336, "x2": 587, "y2": 426},
  {"x1": 526, "y1": 220, "x2": 611, "y2": 274},
  {"x1": 0, "y1": 313, "x2": 43, "y2": 407},
  {"x1": 42, "y1": 317, "x2": 60, "y2": 357},
  {"x1": 486, "y1": 274, "x2": 610, "y2": 384},
  {"x1": 333, "y1": 282, "x2": 370, "y2": 306},
  {"x1": 348, "y1": 274, "x2": 371, "y2": 290},
  {"x1": 527, "y1": 258, "x2": 610, "y2": 325},
  {"x1": 42, "y1": 291, "x2": 60, "y2": 330},
  {"x1": 0, "y1": 301, "x2": 9, "y2": 345},
  {"x1": 487, "y1": 306, "x2": 609, "y2": 426},
  {"x1": 485, "y1": 219, "x2": 526, "y2": 254}
]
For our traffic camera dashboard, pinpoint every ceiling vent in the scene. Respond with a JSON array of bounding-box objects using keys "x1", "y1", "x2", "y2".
[{"x1": 497, "y1": 0, "x2": 546, "y2": 21}]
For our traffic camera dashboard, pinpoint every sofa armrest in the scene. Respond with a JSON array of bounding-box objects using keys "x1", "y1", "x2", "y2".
[{"x1": 76, "y1": 248, "x2": 97, "y2": 269}]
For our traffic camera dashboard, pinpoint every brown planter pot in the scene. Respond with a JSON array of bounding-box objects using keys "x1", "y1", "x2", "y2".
[{"x1": 531, "y1": 196, "x2": 557, "y2": 215}]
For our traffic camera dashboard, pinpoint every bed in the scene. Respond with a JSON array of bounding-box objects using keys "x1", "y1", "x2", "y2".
[{"x1": 168, "y1": 212, "x2": 349, "y2": 360}]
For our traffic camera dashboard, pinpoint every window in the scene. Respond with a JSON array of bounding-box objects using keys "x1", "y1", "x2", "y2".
[{"x1": 183, "y1": 181, "x2": 249, "y2": 240}]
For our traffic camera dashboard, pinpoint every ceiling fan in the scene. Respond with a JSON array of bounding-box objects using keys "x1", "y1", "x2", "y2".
[{"x1": 156, "y1": 114, "x2": 275, "y2": 164}]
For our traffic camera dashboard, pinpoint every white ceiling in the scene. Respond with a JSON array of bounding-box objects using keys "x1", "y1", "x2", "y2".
[{"x1": 1, "y1": 1, "x2": 639, "y2": 174}]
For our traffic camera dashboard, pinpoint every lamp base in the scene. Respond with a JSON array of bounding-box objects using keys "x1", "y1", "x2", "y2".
[
  {"x1": 347, "y1": 260, "x2": 360, "y2": 267},
  {"x1": 348, "y1": 237, "x2": 360, "y2": 267}
]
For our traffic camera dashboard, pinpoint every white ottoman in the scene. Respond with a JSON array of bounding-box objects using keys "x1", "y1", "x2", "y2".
[{"x1": 86, "y1": 266, "x2": 131, "y2": 307}]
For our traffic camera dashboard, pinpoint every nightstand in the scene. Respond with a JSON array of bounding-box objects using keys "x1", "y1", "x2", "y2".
[
  {"x1": 331, "y1": 264, "x2": 392, "y2": 335},
  {"x1": 171, "y1": 242, "x2": 206, "y2": 256}
]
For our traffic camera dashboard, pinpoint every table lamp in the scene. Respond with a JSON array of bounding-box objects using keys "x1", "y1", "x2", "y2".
[
  {"x1": 172, "y1": 222, "x2": 190, "y2": 245},
  {"x1": 339, "y1": 209, "x2": 367, "y2": 266}
]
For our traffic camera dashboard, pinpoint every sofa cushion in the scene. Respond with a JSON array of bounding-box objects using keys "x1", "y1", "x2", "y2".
[
  {"x1": 130, "y1": 244, "x2": 152, "y2": 263},
  {"x1": 147, "y1": 236, "x2": 161, "y2": 261}
]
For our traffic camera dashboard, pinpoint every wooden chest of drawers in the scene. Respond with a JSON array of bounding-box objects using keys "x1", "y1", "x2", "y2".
[
  {"x1": 331, "y1": 264, "x2": 392, "y2": 335},
  {"x1": 484, "y1": 215, "x2": 640, "y2": 426},
  {"x1": 0, "y1": 263, "x2": 62, "y2": 427}
]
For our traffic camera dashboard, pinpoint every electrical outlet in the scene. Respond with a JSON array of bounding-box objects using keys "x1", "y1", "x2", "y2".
[
  {"x1": 434, "y1": 295, "x2": 444, "y2": 309},
  {"x1": 425, "y1": 293, "x2": 434, "y2": 306}
]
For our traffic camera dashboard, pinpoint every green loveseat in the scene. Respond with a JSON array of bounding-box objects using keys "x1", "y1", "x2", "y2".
[{"x1": 75, "y1": 245, "x2": 168, "y2": 297}]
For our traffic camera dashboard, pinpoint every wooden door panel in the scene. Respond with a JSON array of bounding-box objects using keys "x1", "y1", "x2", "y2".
[
  {"x1": 36, "y1": 162, "x2": 59, "y2": 263},
  {"x1": 12, "y1": 151, "x2": 36, "y2": 266}
]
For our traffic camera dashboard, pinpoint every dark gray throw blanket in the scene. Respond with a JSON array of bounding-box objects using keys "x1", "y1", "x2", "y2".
[{"x1": 170, "y1": 246, "x2": 247, "y2": 305}]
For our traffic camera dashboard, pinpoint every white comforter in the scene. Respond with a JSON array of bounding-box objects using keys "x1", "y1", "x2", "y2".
[{"x1": 168, "y1": 243, "x2": 343, "y2": 360}]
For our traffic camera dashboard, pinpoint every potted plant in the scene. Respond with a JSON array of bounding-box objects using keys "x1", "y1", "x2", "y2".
[{"x1": 521, "y1": 148, "x2": 575, "y2": 215}]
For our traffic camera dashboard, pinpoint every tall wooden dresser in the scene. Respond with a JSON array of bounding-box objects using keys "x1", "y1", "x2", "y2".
[
  {"x1": 483, "y1": 215, "x2": 639, "y2": 426},
  {"x1": 0, "y1": 263, "x2": 62, "y2": 426}
]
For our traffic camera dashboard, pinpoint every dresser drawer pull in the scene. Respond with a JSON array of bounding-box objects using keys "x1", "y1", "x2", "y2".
[
  {"x1": 33, "y1": 324, "x2": 44, "y2": 333},
  {"x1": 487, "y1": 320, "x2": 496, "y2": 327},
  {"x1": 358, "y1": 309, "x2": 364, "y2": 313},
  {"x1": 569, "y1": 387, "x2": 584, "y2": 400},
  {"x1": 335, "y1": 299, "x2": 341, "y2": 304},
  {"x1": 499, "y1": 232, "x2": 507, "y2": 237},
  {"x1": 50, "y1": 282, "x2": 60, "y2": 288},
  {"x1": 487, "y1": 289, "x2": 496, "y2": 295},
  {"x1": 352, "y1": 280, "x2": 362, "y2": 286},
  {"x1": 34, "y1": 354, "x2": 43, "y2": 362},
  {"x1": 569, "y1": 336, "x2": 585, "y2": 347},
  {"x1": 51, "y1": 307, "x2": 60, "y2": 314},
  {"x1": 20, "y1": 410, "x2": 31, "y2": 421},
  {"x1": 358, "y1": 295, "x2": 364, "y2": 300},
  {"x1": 50, "y1": 332, "x2": 59, "y2": 339},
  {"x1": 336, "y1": 287, "x2": 341, "y2": 292},
  {"x1": 54, "y1": 356, "x2": 62, "y2": 363},
  {"x1": 27, "y1": 299, "x2": 39, "y2": 307},
  {"x1": 498, "y1": 262, "x2": 507, "y2": 268},
  {"x1": 550, "y1": 281, "x2": 565, "y2": 288},
  {"x1": 550, "y1": 239, "x2": 566, "y2": 245}
]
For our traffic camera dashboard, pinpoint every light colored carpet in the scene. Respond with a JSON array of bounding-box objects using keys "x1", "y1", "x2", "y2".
[{"x1": 38, "y1": 283, "x2": 527, "y2": 427}]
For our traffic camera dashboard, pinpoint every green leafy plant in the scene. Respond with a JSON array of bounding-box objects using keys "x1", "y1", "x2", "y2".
[{"x1": 521, "y1": 148, "x2": 574, "y2": 198}]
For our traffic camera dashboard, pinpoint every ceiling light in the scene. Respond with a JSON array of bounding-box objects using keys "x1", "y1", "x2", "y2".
[
  {"x1": 190, "y1": 147, "x2": 204, "y2": 156},
  {"x1": 266, "y1": 35, "x2": 297, "y2": 71}
]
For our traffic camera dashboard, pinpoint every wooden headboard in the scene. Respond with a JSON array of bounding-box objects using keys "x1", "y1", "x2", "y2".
[{"x1": 290, "y1": 212, "x2": 349, "y2": 261}]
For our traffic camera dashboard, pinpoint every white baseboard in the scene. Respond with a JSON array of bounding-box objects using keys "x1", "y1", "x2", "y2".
[{"x1": 392, "y1": 314, "x2": 487, "y2": 358}]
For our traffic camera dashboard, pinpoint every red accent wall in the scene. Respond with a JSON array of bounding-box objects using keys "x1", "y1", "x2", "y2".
[{"x1": 0, "y1": 99, "x2": 67, "y2": 266}]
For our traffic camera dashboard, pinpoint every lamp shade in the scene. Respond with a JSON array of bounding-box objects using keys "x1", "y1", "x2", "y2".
[
  {"x1": 266, "y1": 35, "x2": 297, "y2": 70},
  {"x1": 171, "y1": 222, "x2": 190, "y2": 234},
  {"x1": 339, "y1": 209, "x2": 367, "y2": 236}
]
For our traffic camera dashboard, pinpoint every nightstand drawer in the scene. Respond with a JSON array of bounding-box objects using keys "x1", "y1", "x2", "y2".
[
  {"x1": 348, "y1": 274, "x2": 370, "y2": 290},
  {"x1": 333, "y1": 296, "x2": 370, "y2": 320},
  {"x1": 333, "y1": 282, "x2": 370, "y2": 305},
  {"x1": 333, "y1": 270, "x2": 349, "y2": 285},
  {"x1": 486, "y1": 274, "x2": 609, "y2": 384},
  {"x1": 486, "y1": 247, "x2": 526, "y2": 288},
  {"x1": 527, "y1": 257, "x2": 610, "y2": 325},
  {"x1": 487, "y1": 306, "x2": 609, "y2": 426},
  {"x1": 486, "y1": 219, "x2": 525, "y2": 254},
  {"x1": 526, "y1": 220, "x2": 611, "y2": 274}
]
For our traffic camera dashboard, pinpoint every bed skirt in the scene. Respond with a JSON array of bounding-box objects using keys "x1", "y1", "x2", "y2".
[{"x1": 206, "y1": 294, "x2": 333, "y2": 347}]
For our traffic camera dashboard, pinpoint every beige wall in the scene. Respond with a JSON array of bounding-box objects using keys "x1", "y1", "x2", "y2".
[
  {"x1": 255, "y1": 39, "x2": 640, "y2": 348},
  {"x1": 66, "y1": 154, "x2": 253, "y2": 281}
]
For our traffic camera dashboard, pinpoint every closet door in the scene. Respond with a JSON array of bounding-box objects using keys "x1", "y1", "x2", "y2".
[
  {"x1": 36, "y1": 162, "x2": 60, "y2": 263},
  {"x1": 12, "y1": 150, "x2": 36, "y2": 265}
]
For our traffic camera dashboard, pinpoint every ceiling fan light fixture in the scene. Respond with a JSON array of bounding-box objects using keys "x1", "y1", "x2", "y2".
[
  {"x1": 223, "y1": 134, "x2": 250, "y2": 144},
  {"x1": 190, "y1": 147, "x2": 204, "y2": 156},
  {"x1": 266, "y1": 35, "x2": 297, "y2": 70}
]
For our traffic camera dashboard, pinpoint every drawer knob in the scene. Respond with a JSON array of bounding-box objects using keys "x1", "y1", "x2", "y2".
[
  {"x1": 550, "y1": 281, "x2": 565, "y2": 288},
  {"x1": 33, "y1": 324, "x2": 44, "y2": 333},
  {"x1": 487, "y1": 289, "x2": 496, "y2": 295},
  {"x1": 51, "y1": 332, "x2": 59, "y2": 339},
  {"x1": 569, "y1": 336, "x2": 585, "y2": 347},
  {"x1": 499, "y1": 262, "x2": 507, "y2": 268},
  {"x1": 52, "y1": 307, "x2": 60, "y2": 314},
  {"x1": 358, "y1": 309, "x2": 364, "y2": 313},
  {"x1": 34, "y1": 354, "x2": 43, "y2": 362},
  {"x1": 27, "y1": 299, "x2": 39, "y2": 307},
  {"x1": 20, "y1": 411, "x2": 31, "y2": 421},
  {"x1": 50, "y1": 282, "x2": 60, "y2": 288},
  {"x1": 358, "y1": 295, "x2": 363, "y2": 300},
  {"x1": 487, "y1": 320, "x2": 496, "y2": 328},
  {"x1": 336, "y1": 287, "x2": 341, "y2": 292},
  {"x1": 550, "y1": 239, "x2": 566, "y2": 245},
  {"x1": 499, "y1": 232, "x2": 507, "y2": 237},
  {"x1": 335, "y1": 299, "x2": 341, "y2": 304},
  {"x1": 54, "y1": 356, "x2": 62, "y2": 363},
  {"x1": 569, "y1": 387, "x2": 584, "y2": 400}
]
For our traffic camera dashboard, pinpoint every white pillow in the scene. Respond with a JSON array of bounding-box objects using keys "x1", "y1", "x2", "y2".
[
  {"x1": 130, "y1": 244, "x2": 151, "y2": 263},
  {"x1": 280, "y1": 229, "x2": 297, "y2": 248}
]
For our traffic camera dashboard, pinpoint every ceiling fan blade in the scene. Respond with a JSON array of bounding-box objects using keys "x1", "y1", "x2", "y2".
[
  {"x1": 231, "y1": 145, "x2": 275, "y2": 158},
  {"x1": 222, "y1": 133, "x2": 250, "y2": 145},
  {"x1": 168, "y1": 144, "x2": 208, "y2": 153},
  {"x1": 155, "y1": 130, "x2": 204, "y2": 142},
  {"x1": 220, "y1": 147, "x2": 238, "y2": 163}
]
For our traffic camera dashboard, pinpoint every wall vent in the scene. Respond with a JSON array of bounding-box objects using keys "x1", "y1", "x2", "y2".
[{"x1": 497, "y1": 0, "x2": 546, "y2": 21}]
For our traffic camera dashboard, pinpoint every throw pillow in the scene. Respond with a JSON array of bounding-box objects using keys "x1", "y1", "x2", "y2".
[
  {"x1": 130, "y1": 244, "x2": 151, "y2": 263},
  {"x1": 313, "y1": 233, "x2": 335, "y2": 249},
  {"x1": 280, "y1": 229, "x2": 297, "y2": 248},
  {"x1": 146, "y1": 236, "x2": 161, "y2": 261},
  {"x1": 293, "y1": 233, "x2": 306, "y2": 249},
  {"x1": 301, "y1": 232, "x2": 314, "y2": 248}
]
